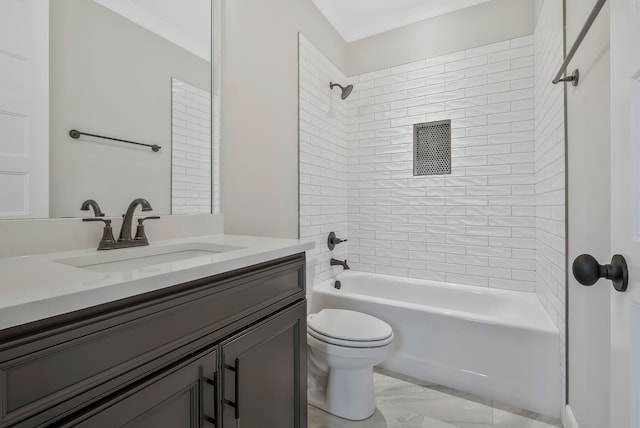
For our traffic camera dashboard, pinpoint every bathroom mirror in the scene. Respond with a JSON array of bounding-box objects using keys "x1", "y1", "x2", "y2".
[{"x1": 0, "y1": 0, "x2": 220, "y2": 219}]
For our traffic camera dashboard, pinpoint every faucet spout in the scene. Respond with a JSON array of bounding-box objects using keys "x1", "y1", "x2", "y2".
[
  {"x1": 80, "y1": 199, "x2": 105, "y2": 217},
  {"x1": 330, "y1": 258, "x2": 350, "y2": 270},
  {"x1": 119, "y1": 198, "x2": 152, "y2": 242}
]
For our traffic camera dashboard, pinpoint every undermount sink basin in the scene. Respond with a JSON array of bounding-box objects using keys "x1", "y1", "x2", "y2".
[{"x1": 56, "y1": 243, "x2": 245, "y2": 273}]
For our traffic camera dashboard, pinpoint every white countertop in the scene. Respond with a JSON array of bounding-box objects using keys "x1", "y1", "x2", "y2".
[{"x1": 0, "y1": 234, "x2": 314, "y2": 332}]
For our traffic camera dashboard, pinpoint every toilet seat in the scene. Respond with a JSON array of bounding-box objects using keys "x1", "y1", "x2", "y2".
[
  {"x1": 308, "y1": 309, "x2": 393, "y2": 348},
  {"x1": 308, "y1": 329, "x2": 393, "y2": 348}
]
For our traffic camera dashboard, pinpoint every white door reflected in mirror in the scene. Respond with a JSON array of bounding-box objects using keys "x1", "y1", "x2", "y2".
[
  {"x1": 0, "y1": 0, "x2": 220, "y2": 219},
  {"x1": 0, "y1": 0, "x2": 49, "y2": 219}
]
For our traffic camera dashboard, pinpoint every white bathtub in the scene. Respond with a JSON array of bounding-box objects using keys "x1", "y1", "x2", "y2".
[{"x1": 310, "y1": 271, "x2": 561, "y2": 418}]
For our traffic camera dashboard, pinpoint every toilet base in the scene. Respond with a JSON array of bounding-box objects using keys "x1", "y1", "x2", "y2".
[{"x1": 308, "y1": 366, "x2": 376, "y2": 421}]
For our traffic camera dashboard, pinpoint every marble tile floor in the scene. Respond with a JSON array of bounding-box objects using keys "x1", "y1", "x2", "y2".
[{"x1": 308, "y1": 369, "x2": 562, "y2": 428}]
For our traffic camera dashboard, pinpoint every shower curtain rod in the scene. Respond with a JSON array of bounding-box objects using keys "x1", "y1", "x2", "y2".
[{"x1": 552, "y1": 0, "x2": 607, "y2": 86}]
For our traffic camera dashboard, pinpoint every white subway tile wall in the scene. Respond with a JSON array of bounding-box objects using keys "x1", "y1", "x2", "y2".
[
  {"x1": 346, "y1": 35, "x2": 537, "y2": 291},
  {"x1": 171, "y1": 78, "x2": 212, "y2": 214},
  {"x1": 299, "y1": 35, "x2": 350, "y2": 292},
  {"x1": 534, "y1": 0, "x2": 566, "y2": 404},
  {"x1": 300, "y1": 30, "x2": 564, "y2": 293},
  {"x1": 212, "y1": 92, "x2": 221, "y2": 212}
]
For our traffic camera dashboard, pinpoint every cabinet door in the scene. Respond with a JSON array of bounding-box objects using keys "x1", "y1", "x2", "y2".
[
  {"x1": 60, "y1": 347, "x2": 218, "y2": 428},
  {"x1": 220, "y1": 302, "x2": 306, "y2": 428}
]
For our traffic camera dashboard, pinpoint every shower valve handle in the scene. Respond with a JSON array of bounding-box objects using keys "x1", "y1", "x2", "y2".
[
  {"x1": 572, "y1": 254, "x2": 628, "y2": 292},
  {"x1": 327, "y1": 232, "x2": 348, "y2": 250}
]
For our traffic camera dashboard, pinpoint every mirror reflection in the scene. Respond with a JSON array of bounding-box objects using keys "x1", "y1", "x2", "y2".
[{"x1": 0, "y1": 0, "x2": 217, "y2": 219}]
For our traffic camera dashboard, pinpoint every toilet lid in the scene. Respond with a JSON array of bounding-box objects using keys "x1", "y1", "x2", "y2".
[{"x1": 307, "y1": 309, "x2": 393, "y2": 343}]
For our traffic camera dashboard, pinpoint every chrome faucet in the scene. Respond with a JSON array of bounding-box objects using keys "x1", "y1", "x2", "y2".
[
  {"x1": 83, "y1": 198, "x2": 159, "y2": 250},
  {"x1": 330, "y1": 258, "x2": 350, "y2": 270}
]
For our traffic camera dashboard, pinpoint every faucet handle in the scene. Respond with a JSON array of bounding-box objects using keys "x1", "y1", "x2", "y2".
[
  {"x1": 82, "y1": 217, "x2": 111, "y2": 225},
  {"x1": 138, "y1": 216, "x2": 160, "y2": 224},
  {"x1": 82, "y1": 218, "x2": 116, "y2": 250},
  {"x1": 135, "y1": 216, "x2": 160, "y2": 241},
  {"x1": 327, "y1": 232, "x2": 348, "y2": 250}
]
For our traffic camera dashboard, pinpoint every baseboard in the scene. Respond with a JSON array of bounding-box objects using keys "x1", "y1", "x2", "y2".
[{"x1": 563, "y1": 405, "x2": 579, "y2": 428}]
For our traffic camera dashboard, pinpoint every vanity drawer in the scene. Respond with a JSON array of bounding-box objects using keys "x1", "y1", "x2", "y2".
[{"x1": 0, "y1": 253, "x2": 305, "y2": 428}]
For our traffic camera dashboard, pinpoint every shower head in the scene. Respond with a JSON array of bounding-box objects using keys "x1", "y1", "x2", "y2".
[{"x1": 330, "y1": 82, "x2": 353, "y2": 100}]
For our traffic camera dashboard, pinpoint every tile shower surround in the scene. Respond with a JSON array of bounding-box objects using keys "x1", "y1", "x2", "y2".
[
  {"x1": 299, "y1": 34, "x2": 350, "y2": 291},
  {"x1": 171, "y1": 78, "x2": 212, "y2": 214},
  {"x1": 301, "y1": 34, "x2": 542, "y2": 292},
  {"x1": 347, "y1": 36, "x2": 537, "y2": 291},
  {"x1": 534, "y1": 0, "x2": 567, "y2": 405}
]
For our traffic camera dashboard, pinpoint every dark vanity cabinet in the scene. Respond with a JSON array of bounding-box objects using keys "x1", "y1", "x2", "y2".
[
  {"x1": 221, "y1": 303, "x2": 306, "y2": 428},
  {"x1": 0, "y1": 253, "x2": 307, "y2": 428}
]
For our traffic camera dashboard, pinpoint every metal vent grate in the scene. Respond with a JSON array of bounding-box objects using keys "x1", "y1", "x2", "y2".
[{"x1": 414, "y1": 120, "x2": 451, "y2": 176}]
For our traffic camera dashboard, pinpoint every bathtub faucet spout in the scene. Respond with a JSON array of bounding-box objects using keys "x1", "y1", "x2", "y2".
[{"x1": 330, "y1": 258, "x2": 350, "y2": 270}]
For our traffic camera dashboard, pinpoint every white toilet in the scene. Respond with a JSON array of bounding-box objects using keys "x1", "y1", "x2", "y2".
[{"x1": 307, "y1": 308, "x2": 393, "y2": 421}]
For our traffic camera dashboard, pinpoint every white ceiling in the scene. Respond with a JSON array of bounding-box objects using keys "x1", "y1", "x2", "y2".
[{"x1": 312, "y1": 0, "x2": 492, "y2": 42}]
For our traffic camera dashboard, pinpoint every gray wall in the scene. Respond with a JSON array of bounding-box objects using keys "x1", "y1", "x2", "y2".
[
  {"x1": 50, "y1": 0, "x2": 210, "y2": 217},
  {"x1": 220, "y1": 0, "x2": 348, "y2": 239},
  {"x1": 566, "y1": 1, "x2": 611, "y2": 427},
  {"x1": 346, "y1": 0, "x2": 535, "y2": 76}
]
